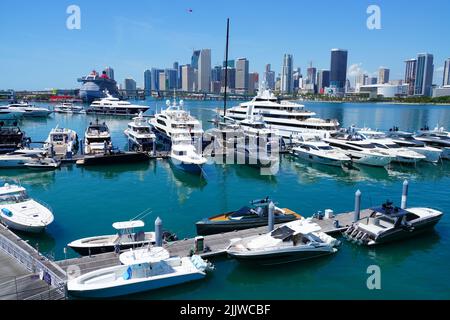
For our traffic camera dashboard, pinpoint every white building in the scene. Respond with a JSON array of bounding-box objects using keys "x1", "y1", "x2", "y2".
[
  {"x1": 433, "y1": 86, "x2": 450, "y2": 98},
  {"x1": 198, "y1": 49, "x2": 211, "y2": 92},
  {"x1": 359, "y1": 84, "x2": 408, "y2": 98}
]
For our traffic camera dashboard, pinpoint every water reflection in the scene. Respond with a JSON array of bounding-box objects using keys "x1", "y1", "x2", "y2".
[
  {"x1": 78, "y1": 161, "x2": 152, "y2": 181},
  {"x1": 0, "y1": 170, "x2": 56, "y2": 188}
]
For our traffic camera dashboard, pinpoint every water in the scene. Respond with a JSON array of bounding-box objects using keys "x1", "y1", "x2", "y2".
[{"x1": 1, "y1": 100, "x2": 450, "y2": 299}]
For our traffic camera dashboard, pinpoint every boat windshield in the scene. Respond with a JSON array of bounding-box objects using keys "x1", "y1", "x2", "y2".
[
  {"x1": 270, "y1": 225, "x2": 295, "y2": 240},
  {"x1": 318, "y1": 146, "x2": 333, "y2": 151},
  {"x1": 0, "y1": 191, "x2": 29, "y2": 204}
]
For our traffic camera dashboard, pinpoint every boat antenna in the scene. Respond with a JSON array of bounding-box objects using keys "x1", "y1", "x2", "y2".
[
  {"x1": 223, "y1": 18, "x2": 230, "y2": 118},
  {"x1": 131, "y1": 208, "x2": 153, "y2": 221}
]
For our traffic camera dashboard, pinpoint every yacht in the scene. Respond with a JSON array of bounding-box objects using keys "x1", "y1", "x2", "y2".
[
  {"x1": 343, "y1": 201, "x2": 443, "y2": 246},
  {"x1": 0, "y1": 124, "x2": 25, "y2": 154},
  {"x1": 0, "y1": 183, "x2": 54, "y2": 233},
  {"x1": 54, "y1": 102, "x2": 86, "y2": 114},
  {"x1": 324, "y1": 130, "x2": 393, "y2": 167},
  {"x1": 196, "y1": 197, "x2": 302, "y2": 236},
  {"x1": 222, "y1": 87, "x2": 339, "y2": 138},
  {"x1": 226, "y1": 219, "x2": 340, "y2": 265},
  {"x1": 291, "y1": 137, "x2": 351, "y2": 167},
  {"x1": 170, "y1": 133, "x2": 207, "y2": 174},
  {"x1": 44, "y1": 127, "x2": 79, "y2": 157},
  {"x1": 0, "y1": 148, "x2": 48, "y2": 168},
  {"x1": 24, "y1": 157, "x2": 61, "y2": 170},
  {"x1": 386, "y1": 128, "x2": 442, "y2": 163},
  {"x1": 0, "y1": 105, "x2": 26, "y2": 119},
  {"x1": 415, "y1": 126, "x2": 450, "y2": 160},
  {"x1": 6, "y1": 102, "x2": 52, "y2": 117},
  {"x1": 357, "y1": 128, "x2": 426, "y2": 164},
  {"x1": 67, "y1": 254, "x2": 213, "y2": 298},
  {"x1": 68, "y1": 220, "x2": 156, "y2": 256},
  {"x1": 84, "y1": 120, "x2": 112, "y2": 155},
  {"x1": 124, "y1": 112, "x2": 156, "y2": 152},
  {"x1": 87, "y1": 91, "x2": 149, "y2": 116}
]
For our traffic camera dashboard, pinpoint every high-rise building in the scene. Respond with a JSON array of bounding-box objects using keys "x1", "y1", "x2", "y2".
[
  {"x1": 158, "y1": 71, "x2": 166, "y2": 91},
  {"x1": 306, "y1": 67, "x2": 317, "y2": 86},
  {"x1": 124, "y1": 78, "x2": 137, "y2": 94},
  {"x1": 221, "y1": 67, "x2": 236, "y2": 91},
  {"x1": 164, "y1": 69, "x2": 178, "y2": 90},
  {"x1": 293, "y1": 68, "x2": 302, "y2": 91},
  {"x1": 368, "y1": 77, "x2": 378, "y2": 85},
  {"x1": 105, "y1": 67, "x2": 114, "y2": 80},
  {"x1": 177, "y1": 64, "x2": 183, "y2": 89},
  {"x1": 280, "y1": 54, "x2": 294, "y2": 94},
  {"x1": 414, "y1": 53, "x2": 434, "y2": 96},
  {"x1": 151, "y1": 68, "x2": 164, "y2": 91},
  {"x1": 198, "y1": 49, "x2": 211, "y2": 92},
  {"x1": 173, "y1": 62, "x2": 179, "y2": 89},
  {"x1": 404, "y1": 59, "x2": 417, "y2": 96},
  {"x1": 181, "y1": 64, "x2": 194, "y2": 92},
  {"x1": 223, "y1": 60, "x2": 235, "y2": 68},
  {"x1": 249, "y1": 72, "x2": 259, "y2": 95},
  {"x1": 211, "y1": 66, "x2": 222, "y2": 82},
  {"x1": 378, "y1": 68, "x2": 390, "y2": 84},
  {"x1": 191, "y1": 50, "x2": 201, "y2": 70},
  {"x1": 316, "y1": 70, "x2": 330, "y2": 94},
  {"x1": 330, "y1": 49, "x2": 348, "y2": 92},
  {"x1": 235, "y1": 58, "x2": 250, "y2": 93},
  {"x1": 264, "y1": 64, "x2": 276, "y2": 90},
  {"x1": 144, "y1": 69, "x2": 151, "y2": 95},
  {"x1": 443, "y1": 58, "x2": 450, "y2": 86}
]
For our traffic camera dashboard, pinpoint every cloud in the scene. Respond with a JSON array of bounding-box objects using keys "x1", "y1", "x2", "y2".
[{"x1": 348, "y1": 63, "x2": 368, "y2": 78}]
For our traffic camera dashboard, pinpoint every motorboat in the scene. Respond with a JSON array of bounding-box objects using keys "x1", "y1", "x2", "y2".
[
  {"x1": 291, "y1": 136, "x2": 351, "y2": 167},
  {"x1": 24, "y1": 157, "x2": 61, "y2": 170},
  {"x1": 0, "y1": 148, "x2": 48, "y2": 168},
  {"x1": 6, "y1": 102, "x2": 52, "y2": 117},
  {"x1": 124, "y1": 112, "x2": 156, "y2": 152},
  {"x1": 343, "y1": 201, "x2": 443, "y2": 246},
  {"x1": 44, "y1": 127, "x2": 79, "y2": 157},
  {"x1": 76, "y1": 151, "x2": 150, "y2": 166},
  {"x1": 0, "y1": 183, "x2": 54, "y2": 233},
  {"x1": 87, "y1": 91, "x2": 149, "y2": 116},
  {"x1": 415, "y1": 126, "x2": 450, "y2": 160},
  {"x1": 324, "y1": 130, "x2": 393, "y2": 167},
  {"x1": 119, "y1": 247, "x2": 171, "y2": 265},
  {"x1": 68, "y1": 220, "x2": 156, "y2": 256},
  {"x1": 357, "y1": 128, "x2": 426, "y2": 164},
  {"x1": 170, "y1": 134, "x2": 207, "y2": 174},
  {"x1": 196, "y1": 197, "x2": 302, "y2": 236},
  {"x1": 0, "y1": 105, "x2": 26, "y2": 119},
  {"x1": 84, "y1": 120, "x2": 112, "y2": 155},
  {"x1": 0, "y1": 123, "x2": 25, "y2": 154},
  {"x1": 67, "y1": 254, "x2": 213, "y2": 298},
  {"x1": 226, "y1": 219, "x2": 340, "y2": 265},
  {"x1": 386, "y1": 128, "x2": 442, "y2": 163},
  {"x1": 54, "y1": 102, "x2": 86, "y2": 114}
]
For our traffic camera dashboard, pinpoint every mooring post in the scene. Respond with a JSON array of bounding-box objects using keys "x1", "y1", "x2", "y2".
[
  {"x1": 268, "y1": 201, "x2": 275, "y2": 232},
  {"x1": 354, "y1": 190, "x2": 361, "y2": 222},
  {"x1": 155, "y1": 217, "x2": 163, "y2": 247},
  {"x1": 401, "y1": 180, "x2": 409, "y2": 209}
]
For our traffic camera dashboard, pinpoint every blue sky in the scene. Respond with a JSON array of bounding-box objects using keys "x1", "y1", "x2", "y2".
[{"x1": 0, "y1": 0, "x2": 449, "y2": 90}]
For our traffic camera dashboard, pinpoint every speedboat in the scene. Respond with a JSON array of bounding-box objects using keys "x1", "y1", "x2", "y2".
[
  {"x1": 0, "y1": 148, "x2": 48, "y2": 168},
  {"x1": 0, "y1": 124, "x2": 25, "y2": 154},
  {"x1": 324, "y1": 130, "x2": 393, "y2": 167},
  {"x1": 0, "y1": 105, "x2": 26, "y2": 119},
  {"x1": 7, "y1": 102, "x2": 52, "y2": 117},
  {"x1": 68, "y1": 220, "x2": 156, "y2": 256},
  {"x1": 124, "y1": 112, "x2": 156, "y2": 152},
  {"x1": 415, "y1": 126, "x2": 450, "y2": 160},
  {"x1": 195, "y1": 197, "x2": 302, "y2": 236},
  {"x1": 343, "y1": 201, "x2": 443, "y2": 246},
  {"x1": 24, "y1": 157, "x2": 61, "y2": 170},
  {"x1": 87, "y1": 91, "x2": 149, "y2": 116},
  {"x1": 226, "y1": 219, "x2": 340, "y2": 265},
  {"x1": 357, "y1": 128, "x2": 426, "y2": 164},
  {"x1": 386, "y1": 128, "x2": 442, "y2": 163},
  {"x1": 170, "y1": 134, "x2": 207, "y2": 174},
  {"x1": 84, "y1": 120, "x2": 112, "y2": 155},
  {"x1": 54, "y1": 102, "x2": 86, "y2": 114},
  {"x1": 0, "y1": 183, "x2": 54, "y2": 233},
  {"x1": 291, "y1": 137, "x2": 351, "y2": 167},
  {"x1": 44, "y1": 127, "x2": 79, "y2": 157},
  {"x1": 67, "y1": 254, "x2": 213, "y2": 298}
]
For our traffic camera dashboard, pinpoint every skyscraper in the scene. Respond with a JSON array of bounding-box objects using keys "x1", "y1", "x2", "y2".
[
  {"x1": 404, "y1": 59, "x2": 417, "y2": 96},
  {"x1": 280, "y1": 54, "x2": 294, "y2": 94},
  {"x1": 198, "y1": 49, "x2": 211, "y2": 92},
  {"x1": 191, "y1": 51, "x2": 201, "y2": 70},
  {"x1": 330, "y1": 49, "x2": 348, "y2": 92},
  {"x1": 105, "y1": 67, "x2": 114, "y2": 80},
  {"x1": 124, "y1": 78, "x2": 137, "y2": 94},
  {"x1": 443, "y1": 58, "x2": 450, "y2": 86},
  {"x1": 221, "y1": 67, "x2": 236, "y2": 91},
  {"x1": 378, "y1": 68, "x2": 390, "y2": 84},
  {"x1": 144, "y1": 69, "x2": 151, "y2": 95},
  {"x1": 211, "y1": 66, "x2": 222, "y2": 83},
  {"x1": 151, "y1": 68, "x2": 163, "y2": 91},
  {"x1": 264, "y1": 64, "x2": 275, "y2": 90},
  {"x1": 235, "y1": 58, "x2": 249, "y2": 93},
  {"x1": 158, "y1": 71, "x2": 166, "y2": 91},
  {"x1": 249, "y1": 72, "x2": 259, "y2": 95},
  {"x1": 316, "y1": 70, "x2": 330, "y2": 94},
  {"x1": 181, "y1": 65, "x2": 194, "y2": 92},
  {"x1": 414, "y1": 53, "x2": 434, "y2": 96}
]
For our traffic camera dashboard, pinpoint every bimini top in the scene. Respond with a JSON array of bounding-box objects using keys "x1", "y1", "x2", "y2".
[
  {"x1": 0, "y1": 183, "x2": 26, "y2": 196},
  {"x1": 371, "y1": 202, "x2": 408, "y2": 218},
  {"x1": 112, "y1": 220, "x2": 145, "y2": 230},
  {"x1": 271, "y1": 219, "x2": 322, "y2": 240}
]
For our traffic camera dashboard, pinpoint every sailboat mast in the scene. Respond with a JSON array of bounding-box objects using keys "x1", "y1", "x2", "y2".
[{"x1": 223, "y1": 18, "x2": 230, "y2": 117}]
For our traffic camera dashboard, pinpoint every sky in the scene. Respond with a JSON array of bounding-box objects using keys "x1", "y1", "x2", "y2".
[{"x1": 0, "y1": 0, "x2": 449, "y2": 90}]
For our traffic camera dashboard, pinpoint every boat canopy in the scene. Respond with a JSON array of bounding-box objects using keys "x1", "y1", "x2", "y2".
[
  {"x1": 112, "y1": 220, "x2": 145, "y2": 230},
  {"x1": 371, "y1": 204, "x2": 409, "y2": 218}
]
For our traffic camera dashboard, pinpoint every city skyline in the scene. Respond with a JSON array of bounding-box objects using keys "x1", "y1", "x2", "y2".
[{"x1": 1, "y1": 0, "x2": 449, "y2": 90}]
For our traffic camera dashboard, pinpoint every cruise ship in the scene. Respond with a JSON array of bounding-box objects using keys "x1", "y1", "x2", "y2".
[
  {"x1": 78, "y1": 70, "x2": 120, "y2": 103},
  {"x1": 222, "y1": 88, "x2": 339, "y2": 138}
]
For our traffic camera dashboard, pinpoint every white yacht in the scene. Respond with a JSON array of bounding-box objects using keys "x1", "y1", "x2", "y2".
[
  {"x1": 54, "y1": 102, "x2": 86, "y2": 114},
  {"x1": 87, "y1": 91, "x2": 149, "y2": 116},
  {"x1": 124, "y1": 112, "x2": 156, "y2": 152},
  {"x1": 67, "y1": 254, "x2": 213, "y2": 298},
  {"x1": 324, "y1": 131, "x2": 393, "y2": 167},
  {"x1": 386, "y1": 129, "x2": 442, "y2": 163},
  {"x1": 6, "y1": 102, "x2": 52, "y2": 117},
  {"x1": 0, "y1": 105, "x2": 26, "y2": 119},
  {"x1": 0, "y1": 183, "x2": 54, "y2": 233},
  {"x1": 222, "y1": 87, "x2": 339, "y2": 138},
  {"x1": 291, "y1": 137, "x2": 351, "y2": 167},
  {"x1": 44, "y1": 127, "x2": 79, "y2": 157},
  {"x1": 84, "y1": 120, "x2": 112, "y2": 155},
  {"x1": 415, "y1": 126, "x2": 450, "y2": 160},
  {"x1": 170, "y1": 133, "x2": 207, "y2": 174},
  {"x1": 226, "y1": 219, "x2": 340, "y2": 265},
  {"x1": 357, "y1": 128, "x2": 426, "y2": 164},
  {"x1": 0, "y1": 148, "x2": 48, "y2": 168}
]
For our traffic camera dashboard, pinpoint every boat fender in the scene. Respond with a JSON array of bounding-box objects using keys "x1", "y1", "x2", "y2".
[
  {"x1": 1, "y1": 208, "x2": 13, "y2": 217},
  {"x1": 123, "y1": 267, "x2": 132, "y2": 280}
]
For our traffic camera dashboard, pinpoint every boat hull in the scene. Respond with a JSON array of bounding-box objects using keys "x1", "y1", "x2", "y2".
[
  {"x1": 170, "y1": 158, "x2": 203, "y2": 174},
  {"x1": 292, "y1": 150, "x2": 349, "y2": 167},
  {"x1": 409, "y1": 147, "x2": 441, "y2": 163},
  {"x1": 77, "y1": 152, "x2": 150, "y2": 166},
  {"x1": 69, "y1": 241, "x2": 155, "y2": 256},
  {"x1": 0, "y1": 218, "x2": 47, "y2": 233}
]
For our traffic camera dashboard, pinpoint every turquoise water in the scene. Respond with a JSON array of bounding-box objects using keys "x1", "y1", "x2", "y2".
[{"x1": 1, "y1": 100, "x2": 450, "y2": 299}]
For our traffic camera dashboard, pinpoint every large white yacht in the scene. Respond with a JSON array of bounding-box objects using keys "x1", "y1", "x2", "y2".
[
  {"x1": 222, "y1": 87, "x2": 339, "y2": 138},
  {"x1": 6, "y1": 102, "x2": 52, "y2": 117},
  {"x1": 0, "y1": 105, "x2": 26, "y2": 119},
  {"x1": 124, "y1": 112, "x2": 156, "y2": 152},
  {"x1": 415, "y1": 126, "x2": 450, "y2": 160},
  {"x1": 291, "y1": 137, "x2": 351, "y2": 167},
  {"x1": 84, "y1": 120, "x2": 112, "y2": 155},
  {"x1": 54, "y1": 102, "x2": 86, "y2": 114},
  {"x1": 0, "y1": 148, "x2": 48, "y2": 168},
  {"x1": 87, "y1": 91, "x2": 149, "y2": 116}
]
